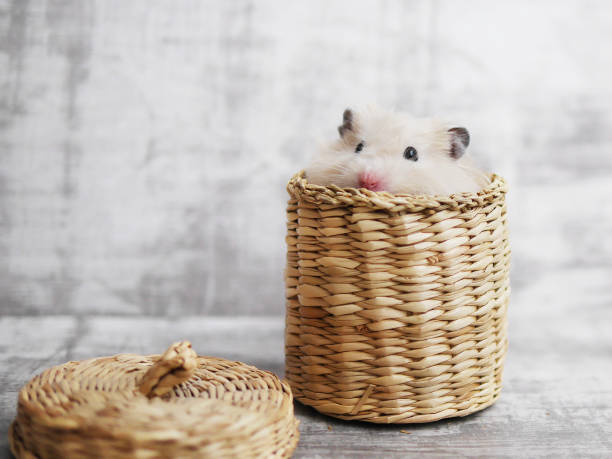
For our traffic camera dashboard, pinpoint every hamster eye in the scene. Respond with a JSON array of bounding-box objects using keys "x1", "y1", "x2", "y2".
[
  {"x1": 355, "y1": 141, "x2": 365, "y2": 153},
  {"x1": 403, "y1": 146, "x2": 418, "y2": 161}
]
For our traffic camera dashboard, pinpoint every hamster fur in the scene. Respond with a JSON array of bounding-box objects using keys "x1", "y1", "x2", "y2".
[{"x1": 305, "y1": 106, "x2": 490, "y2": 196}]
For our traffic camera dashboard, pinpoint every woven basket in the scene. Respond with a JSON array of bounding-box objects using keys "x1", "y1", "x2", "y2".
[
  {"x1": 285, "y1": 171, "x2": 510, "y2": 423},
  {"x1": 9, "y1": 342, "x2": 300, "y2": 458}
]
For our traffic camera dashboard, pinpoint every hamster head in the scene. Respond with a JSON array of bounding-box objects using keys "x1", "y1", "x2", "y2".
[{"x1": 305, "y1": 106, "x2": 489, "y2": 195}]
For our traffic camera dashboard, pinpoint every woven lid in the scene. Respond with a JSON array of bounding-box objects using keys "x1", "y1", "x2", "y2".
[{"x1": 9, "y1": 342, "x2": 299, "y2": 458}]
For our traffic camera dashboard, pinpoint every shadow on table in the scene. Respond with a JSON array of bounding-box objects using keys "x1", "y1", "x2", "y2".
[{"x1": 293, "y1": 400, "x2": 491, "y2": 431}]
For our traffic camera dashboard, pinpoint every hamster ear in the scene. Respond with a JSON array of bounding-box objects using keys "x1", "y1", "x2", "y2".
[
  {"x1": 338, "y1": 108, "x2": 354, "y2": 138},
  {"x1": 448, "y1": 127, "x2": 470, "y2": 159}
]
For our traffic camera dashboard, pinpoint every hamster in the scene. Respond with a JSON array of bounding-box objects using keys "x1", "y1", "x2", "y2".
[{"x1": 305, "y1": 106, "x2": 490, "y2": 195}]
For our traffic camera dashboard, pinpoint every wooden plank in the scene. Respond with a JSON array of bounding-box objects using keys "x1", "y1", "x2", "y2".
[{"x1": 1, "y1": 307, "x2": 611, "y2": 458}]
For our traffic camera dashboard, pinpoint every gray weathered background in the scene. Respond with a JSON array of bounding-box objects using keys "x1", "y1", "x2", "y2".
[{"x1": 1, "y1": 0, "x2": 611, "y2": 316}]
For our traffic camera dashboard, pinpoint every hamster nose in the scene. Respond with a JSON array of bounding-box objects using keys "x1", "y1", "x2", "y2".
[{"x1": 358, "y1": 171, "x2": 385, "y2": 191}]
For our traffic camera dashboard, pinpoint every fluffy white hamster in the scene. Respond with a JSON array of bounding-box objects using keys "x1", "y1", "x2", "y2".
[{"x1": 305, "y1": 106, "x2": 490, "y2": 195}]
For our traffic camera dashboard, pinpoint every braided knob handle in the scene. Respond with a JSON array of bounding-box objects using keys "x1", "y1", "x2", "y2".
[{"x1": 139, "y1": 341, "x2": 198, "y2": 398}]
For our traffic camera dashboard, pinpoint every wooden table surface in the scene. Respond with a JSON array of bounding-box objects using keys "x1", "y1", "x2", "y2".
[{"x1": 1, "y1": 307, "x2": 611, "y2": 458}]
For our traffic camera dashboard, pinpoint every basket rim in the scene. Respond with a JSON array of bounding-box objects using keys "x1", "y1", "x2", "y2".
[{"x1": 287, "y1": 170, "x2": 507, "y2": 211}]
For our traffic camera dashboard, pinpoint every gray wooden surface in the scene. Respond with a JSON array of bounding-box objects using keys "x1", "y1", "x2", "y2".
[
  {"x1": 2, "y1": 0, "x2": 612, "y2": 315},
  {"x1": 1, "y1": 300, "x2": 611, "y2": 458}
]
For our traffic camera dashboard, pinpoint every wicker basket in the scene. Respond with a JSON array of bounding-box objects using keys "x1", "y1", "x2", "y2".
[
  {"x1": 285, "y1": 171, "x2": 510, "y2": 424},
  {"x1": 9, "y1": 342, "x2": 300, "y2": 458}
]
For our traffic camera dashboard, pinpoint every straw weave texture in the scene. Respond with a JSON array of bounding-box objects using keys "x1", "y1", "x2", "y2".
[
  {"x1": 9, "y1": 342, "x2": 300, "y2": 458},
  {"x1": 285, "y1": 171, "x2": 510, "y2": 423}
]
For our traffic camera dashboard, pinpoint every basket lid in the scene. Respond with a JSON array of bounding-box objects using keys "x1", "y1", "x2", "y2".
[{"x1": 9, "y1": 341, "x2": 299, "y2": 458}]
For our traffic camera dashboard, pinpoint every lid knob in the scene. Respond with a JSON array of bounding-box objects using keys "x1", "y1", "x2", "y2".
[{"x1": 139, "y1": 341, "x2": 198, "y2": 398}]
